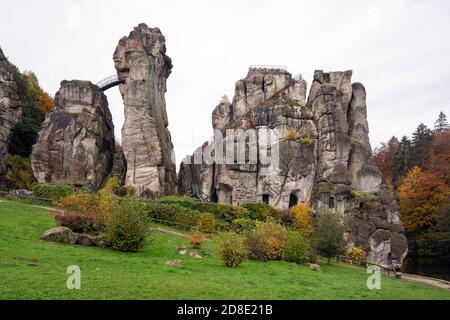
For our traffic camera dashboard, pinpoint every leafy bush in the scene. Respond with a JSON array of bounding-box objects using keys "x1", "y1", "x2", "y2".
[
  {"x1": 115, "y1": 185, "x2": 136, "y2": 197},
  {"x1": 55, "y1": 192, "x2": 114, "y2": 233},
  {"x1": 189, "y1": 230, "x2": 206, "y2": 249},
  {"x1": 100, "y1": 176, "x2": 136, "y2": 197},
  {"x1": 102, "y1": 197, "x2": 149, "y2": 251},
  {"x1": 314, "y1": 211, "x2": 345, "y2": 263},
  {"x1": 247, "y1": 220, "x2": 288, "y2": 261},
  {"x1": 32, "y1": 183, "x2": 74, "y2": 203},
  {"x1": 290, "y1": 204, "x2": 314, "y2": 238},
  {"x1": 157, "y1": 196, "x2": 249, "y2": 222},
  {"x1": 231, "y1": 218, "x2": 256, "y2": 233},
  {"x1": 215, "y1": 232, "x2": 248, "y2": 267},
  {"x1": 195, "y1": 213, "x2": 216, "y2": 233},
  {"x1": 4, "y1": 155, "x2": 35, "y2": 190},
  {"x1": 346, "y1": 246, "x2": 367, "y2": 266},
  {"x1": 55, "y1": 213, "x2": 97, "y2": 234},
  {"x1": 242, "y1": 202, "x2": 279, "y2": 221},
  {"x1": 148, "y1": 202, "x2": 217, "y2": 231},
  {"x1": 201, "y1": 203, "x2": 249, "y2": 222},
  {"x1": 100, "y1": 176, "x2": 121, "y2": 196},
  {"x1": 282, "y1": 231, "x2": 310, "y2": 264},
  {"x1": 279, "y1": 209, "x2": 293, "y2": 226}
]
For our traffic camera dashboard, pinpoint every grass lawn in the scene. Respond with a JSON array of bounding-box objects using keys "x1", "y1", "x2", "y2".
[{"x1": 0, "y1": 200, "x2": 449, "y2": 300}]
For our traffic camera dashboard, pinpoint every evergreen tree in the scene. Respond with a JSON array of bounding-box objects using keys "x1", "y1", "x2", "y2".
[
  {"x1": 392, "y1": 136, "x2": 412, "y2": 186},
  {"x1": 410, "y1": 123, "x2": 433, "y2": 170},
  {"x1": 434, "y1": 111, "x2": 449, "y2": 133}
]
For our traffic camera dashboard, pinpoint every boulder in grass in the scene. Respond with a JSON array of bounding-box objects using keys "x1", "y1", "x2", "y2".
[
  {"x1": 166, "y1": 259, "x2": 183, "y2": 268},
  {"x1": 40, "y1": 227, "x2": 77, "y2": 244},
  {"x1": 75, "y1": 234, "x2": 97, "y2": 247},
  {"x1": 309, "y1": 263, "x2": 321, "y2": 272}
]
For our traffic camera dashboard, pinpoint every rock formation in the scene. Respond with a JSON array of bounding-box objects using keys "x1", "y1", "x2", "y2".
[
  {"x1": 179, "y1": 67, "x2": 408, "y2": 269},
  {"x1": 113, "y1": 23, "x2": 176, "y2": 198},
  {"x1": 31, "y1": 80, "x2": 114, "y2": 190},
  {"x1": 0, "y1": 47, "x2": 22, "y2": 175}
]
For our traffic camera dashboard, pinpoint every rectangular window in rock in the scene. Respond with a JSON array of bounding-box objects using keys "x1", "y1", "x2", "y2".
[{"x1": 329, "y1": 196, "x2": 335, "y2": 209}]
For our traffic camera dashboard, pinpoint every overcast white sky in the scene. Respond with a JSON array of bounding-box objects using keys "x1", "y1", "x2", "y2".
[{"x1": 1, "y1": 0, "x2": 449, "y2": 166}]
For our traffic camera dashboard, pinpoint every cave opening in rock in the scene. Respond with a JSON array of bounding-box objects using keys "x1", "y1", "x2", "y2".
[
  {"x1": 262, "y1": 194, "x2": 270, "y2": 204},
  {"x1": 289, "y1": 193, "x2": 298, "y2": 208},
  {"x1": 211, "y1": 189, "x2": 218, "y2": 203}
]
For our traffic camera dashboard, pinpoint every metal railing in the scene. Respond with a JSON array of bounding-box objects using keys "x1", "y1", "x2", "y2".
[{"x1": 249, "y1": 65, "x2": 288, "y2": 71}]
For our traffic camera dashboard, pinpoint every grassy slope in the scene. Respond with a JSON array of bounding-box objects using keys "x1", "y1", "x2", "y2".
[{"x1": 0, "y1": 201, "x2": 449, "y2": 300}]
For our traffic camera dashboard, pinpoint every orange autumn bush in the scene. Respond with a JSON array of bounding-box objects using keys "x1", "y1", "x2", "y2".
[
  {"x1": 247, "y1": 220, "x2": 288, "y2": 261},
  {"x1": 56, "y1": 193, "x2": 115, "y2": 233},
  {"x1": 189, "y1": 230, "x2": 206, "y2": 249}
]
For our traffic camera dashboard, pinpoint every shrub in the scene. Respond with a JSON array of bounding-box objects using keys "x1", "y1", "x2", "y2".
[
  {"x1": 300, "y1": 134, "x2": 314, "y2": 145},
  {"x1": 283, "y1": 128, "x2": 299, "y2": 141},
  {"x1": 195, "y1": 213, "x2": 216, "y2": 233},
  {"x1": 290, "y1": 204, "x2": 314, "y2": 238},
  {"x1": 56, "y1": 192, "x2": 115, "y2": 233},
  {"x1": 100, "y1": 176, "x2": 121, "y2": 196},
  {"x1": 231, "y1": 218, "x2": 256, "y2": 233},
  {"x1": 148, "y1": 202, "x2": 217, "y2": 231},
  {"x1": 157, "y1": 196, "x2": 250, "y2": 222},
  {"x1": 346, "y1": 246, "x2": 367, "y2": 266},
  {"x1": 55, "y1": 213, "x2": 97, "y2": 234},
  {"x1": 5, "y1": 155, "x2": 35, "y2": 190},
  {"x1": 202, "y1": 203, "x2": 249, "y2": 222},
  {"x1": 279, "y1": 209, "x2": 293, "y2": 226},
  {"x1": 32, "y1": 183, "x2": 74, "y2": 203},
  {"x1": 116, "y1": 185, "x2": 136, "y2": 197},
  {"x1": 102, "y1": 197, "x2": 149, "y2": 251},
  {"x1": 189, "y1": 230, "x2": 206, "y2": 249},
  {"x1": 314, "y1": 211, "x2": 345, "y2": 263},
  {"x1": 282, "y1": 231, "x2": 310, "y2": 264},
  {"x1": 242, "y1": 202, "x2": 279, "y2": 221},
  {"x1": 247, "y1": 220, "x2": 288, "y2": 261},
  {"x1": 215, "y1": 232, "x2": 248, "y2": 267}
]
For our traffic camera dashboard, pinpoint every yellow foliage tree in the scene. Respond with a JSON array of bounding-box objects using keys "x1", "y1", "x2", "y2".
[{"x1": 290, "y1": 204, "x2": 314, "y2": 238}]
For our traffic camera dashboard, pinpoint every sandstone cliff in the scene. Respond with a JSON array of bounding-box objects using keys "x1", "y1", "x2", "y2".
[
  {"x1": 31, "y1": 80, "x2": 114, "y2": 190},
  {"x1": 179, "y1": 68, "x2": 408, "y2": 269},
  {"x1": 0, "y1": 47, "x2": 22, "y2": 175},
  {"x1": 113, "y1": 23, "x2": 176, "y2": 198}
]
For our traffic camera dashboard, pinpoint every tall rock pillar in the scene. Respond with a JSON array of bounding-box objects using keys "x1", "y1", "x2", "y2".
[
  {"x1": 113, "y1": 23, "x2": 176, "y2": 198},
  {"x1": 0, "y1": 47, "x2": 22, "y2": 176}
]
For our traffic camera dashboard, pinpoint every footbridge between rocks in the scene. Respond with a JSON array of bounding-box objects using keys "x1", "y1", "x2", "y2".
[{"x1": 96, "y1": 75, "x2": 124, "y2": 91}]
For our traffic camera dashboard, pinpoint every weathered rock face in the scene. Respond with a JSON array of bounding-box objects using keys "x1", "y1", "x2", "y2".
[
  {"x1": 113, "y1": 23, "x2": 176, "y2": 198},
  {"x1": 179, "y1": 68, "x2": 408, "y2": 268},
  {"x1": 31, "y1": 80, "x2": 114, "y2": 190},
  {"x1": 0, "y1": 47, "x2": 22, "y2": 175}
]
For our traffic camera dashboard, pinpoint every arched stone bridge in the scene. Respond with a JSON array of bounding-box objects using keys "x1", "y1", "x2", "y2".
[{"x1": 96, "y1": 75, "x2": 124, "y2": 91}]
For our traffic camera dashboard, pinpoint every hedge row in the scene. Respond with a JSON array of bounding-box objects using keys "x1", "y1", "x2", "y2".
[
  {"x1": 156, "y1": 196, "x2": 279, "y2": 222},
  {"x1": 32, "y1": 183, "x2": 75, "y2": 203}
]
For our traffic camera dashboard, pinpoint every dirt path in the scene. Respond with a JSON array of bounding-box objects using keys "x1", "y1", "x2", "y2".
[
  {"x1": 399, "y1": 273, "x2": 450, "y2": 290},
  {"x1": 0, "y1": 199, "x2": 60, "y2": 213}
]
